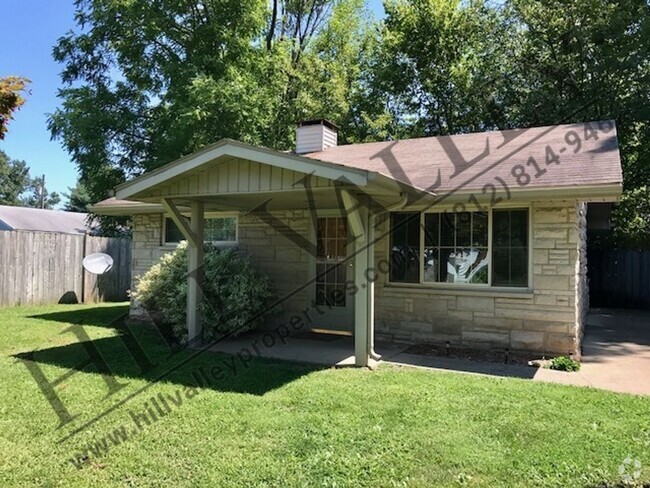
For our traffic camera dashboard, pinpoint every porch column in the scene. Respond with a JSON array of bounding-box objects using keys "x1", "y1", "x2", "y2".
[
  {"x1": 346, "y1": 195, "x2": 374, "y2": 367},
  {"x1": 187, "y1": 200, "x2": 204, "y2": 345}
]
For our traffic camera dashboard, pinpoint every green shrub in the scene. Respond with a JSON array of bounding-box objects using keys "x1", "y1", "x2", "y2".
[
  {"x1": 549, "y1": 355, "x2": 581, "y2": 372},
  {"x1": 133, "y1": 242, "x2": 279, "y2": 343}
]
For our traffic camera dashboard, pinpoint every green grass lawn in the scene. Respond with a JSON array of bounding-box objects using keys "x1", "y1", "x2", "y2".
[{"x1": 1, "y1": 303, "x2": 648, "y2": 487}]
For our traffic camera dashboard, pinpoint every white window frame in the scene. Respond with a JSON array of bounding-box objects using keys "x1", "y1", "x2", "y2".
[
  {"x1": 388, "y1": 204, "x2": 532, "y2": 291},
  {"x1": 161, "y1": 212, "x2": 239, "y2": 248}
]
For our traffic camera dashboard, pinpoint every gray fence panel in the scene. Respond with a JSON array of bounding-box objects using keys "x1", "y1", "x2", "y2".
[
  {"x1": 588, "y1": 249, "x2": 650, "y2": 310},
  {"x1": 0, "y1": 230, "x2": 131, "y2": 306}
]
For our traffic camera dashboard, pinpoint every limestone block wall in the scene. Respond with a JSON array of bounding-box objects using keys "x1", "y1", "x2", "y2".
[
  {"x1": 236, "y1": 210, "x2": 311, "y2": 327},
  {"x1": 128, "y1": 211, "x2": 311, "y2": 325},
  {"x1": 129, "y1": 214, "x2": 172, "y2": 319},
  {"x1": 374, "y1": 201, "x2": 587, "y2": 356}
]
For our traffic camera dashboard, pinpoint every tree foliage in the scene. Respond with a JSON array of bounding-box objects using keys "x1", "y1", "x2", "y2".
[
  {"x1": 0, "y1": 151, "x2": 30, "y2": 206},
  {"x1": 21, "y1": 176, "x2": 61, "y2": 210},
  {"x1": 50, "y1": 0, "x2": 650, "y2": 247},
  {"x1": 63, "y1": 180, "x2": 92, "y2": 212},
  {"x1": 0, "y1": 76, "x2": 30, "y2": 139},
  {"x1": 49, "y1": 0, "x2": 372, "y2": 209}
]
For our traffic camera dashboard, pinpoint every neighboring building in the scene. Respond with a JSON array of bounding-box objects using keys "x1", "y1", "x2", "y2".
[
  {"x1": 0, "y1": 205, "x2": 95, "y2": 235},
  {"x1": 91, "y1": 119, "x2": 622, "y2": 366}
]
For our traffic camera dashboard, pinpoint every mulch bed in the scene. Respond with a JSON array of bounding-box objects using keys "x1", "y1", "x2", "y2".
[{"x1": 403, "y1": 343, "x2": 555, "y2": 367}]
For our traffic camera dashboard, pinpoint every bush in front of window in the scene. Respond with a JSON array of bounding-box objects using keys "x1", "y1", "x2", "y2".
[{"x1": 133, "y1": 242, "x2": 280, "y2": 343}]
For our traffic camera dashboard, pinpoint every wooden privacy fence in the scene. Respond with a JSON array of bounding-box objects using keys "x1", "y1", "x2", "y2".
[
  {"x1": 588, "y1": 249, "x2": 650, "y2": 310},
  {"x1": 0, "y1": 230, "x2": 131, "y2": 306}
]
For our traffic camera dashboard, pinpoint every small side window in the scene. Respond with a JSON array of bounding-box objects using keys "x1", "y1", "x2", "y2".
[{"x1": 163, "y1": 215, "x2": 238, "y2": 245}]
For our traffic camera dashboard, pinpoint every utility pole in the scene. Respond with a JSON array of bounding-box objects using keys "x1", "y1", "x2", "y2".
[{"x1": 40, "y1": 174, "x2": 45, "y2": 209}]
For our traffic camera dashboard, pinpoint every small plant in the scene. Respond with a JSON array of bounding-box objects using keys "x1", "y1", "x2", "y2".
[
  {"x1": 549, "y1": 355, "x2": 581, "y2": 372},
  {"x1": 133, "y1": 242, "x2": 280, "y2": 343}
]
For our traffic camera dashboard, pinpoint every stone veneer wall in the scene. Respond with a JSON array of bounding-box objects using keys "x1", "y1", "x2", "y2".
[
  {"x1": 128, "y1": 211, "x2": 311, "y2": 325},
  {"x1": 129, "y1": 201, "x2": 588, "y2": 356},
  {"x1": 374, "y1": 201, "x2": 587, "y2": 356}
]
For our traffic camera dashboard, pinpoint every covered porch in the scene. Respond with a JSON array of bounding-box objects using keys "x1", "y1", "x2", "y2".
[{"x1": 111, "y1": 139, "x2": 427, "y2": 366}]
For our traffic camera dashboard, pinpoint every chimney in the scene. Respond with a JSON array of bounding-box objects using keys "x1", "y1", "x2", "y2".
[{"x1": 295, "y1": 119, "x2": 338, "y2": 154}]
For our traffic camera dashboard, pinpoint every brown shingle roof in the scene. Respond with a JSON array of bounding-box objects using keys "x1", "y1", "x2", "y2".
[{"x1": 304, "y1": 121, "x2": 622, "y2": 195}]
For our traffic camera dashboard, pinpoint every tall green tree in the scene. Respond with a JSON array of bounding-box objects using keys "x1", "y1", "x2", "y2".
[
  {"x1": 49, "y1": 0, "x2": 371, "y2": 211},
  {"x1": 505, "y1": 0, "x2": 650, "y2": 246},
  {"x1": 21, "y1": 176, "x2": 61, "y2": 210},
  {"x1": 63, "y1": 180, "x2": 92, "y2": 212},
  {"x1": 0, "y1": 150, "x2": 30, "y2": 206},
  {"x1": 370, "y1": 0, "x2": 516, "y2": 137}
]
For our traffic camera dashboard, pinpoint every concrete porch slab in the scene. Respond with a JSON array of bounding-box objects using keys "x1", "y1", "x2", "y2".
[{"x1": 206, "y1": 308, "x2": 649, "y2": 396}]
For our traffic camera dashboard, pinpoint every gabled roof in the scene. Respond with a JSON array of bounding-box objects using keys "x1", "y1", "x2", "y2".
[
  {"x1": 0, "y1": 205, "x2": 95, "y2": 235},
  {"x1": 94, "y1": 120, "x2": 622, "y2": 213},
  {"x1": 114, "y1": 138, "x2": 405, "y2": 201},
  {"x1": 305, "y1": 121, "x2": 622, "y2": 196}
]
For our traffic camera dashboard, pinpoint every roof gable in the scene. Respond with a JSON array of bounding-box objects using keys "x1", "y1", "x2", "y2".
[{"x1": 115, "y1": 139, "x2": 379, "y2": 200}]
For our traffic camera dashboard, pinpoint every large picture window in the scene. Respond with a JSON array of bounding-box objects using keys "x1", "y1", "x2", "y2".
[
  {"x1": 163, "y1": 214, "x2": 237, "y2": 246},
  {"x1": 389, "y1": 208, "x2": 529, "y2": 288}
]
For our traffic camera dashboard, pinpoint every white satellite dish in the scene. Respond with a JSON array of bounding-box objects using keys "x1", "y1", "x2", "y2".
[{"x1": 82, "y1": 253, "x2": 114, "y2": 275}]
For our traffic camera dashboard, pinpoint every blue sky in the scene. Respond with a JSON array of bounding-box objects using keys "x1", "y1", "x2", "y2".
[{"x1": 0, "y1": 0, "x2": 385, "y2": 204}]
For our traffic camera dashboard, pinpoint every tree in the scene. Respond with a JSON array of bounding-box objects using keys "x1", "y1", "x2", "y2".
[
  {"x1": 63, "y1": 180, "x2": 92, "y2": 212},
  {"x1": 49, "y1": 0, "x2": 369, "y2": 216},
  {"x1": 0, "y1": 150, "x2": 30, "y2": 205},
  {"x1": 0, "y1": 76, "x2": 30, "y2": 139},
  {"x1": 504, "y1": 0, "x2": 650, "y2": 246},
  {"x1": 21, "y1": 175, "x2": 61, "y2": 210},
  {"x1": 369, "y1": 0, "x2": 516, "y2": 137}
]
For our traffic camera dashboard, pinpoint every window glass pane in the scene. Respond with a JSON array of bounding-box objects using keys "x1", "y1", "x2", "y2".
[
  {"x1": 492, "y1": 211, "x2": 510, "y2": 247},
  {"x1": 447, "y1": 248, "x2": 488, "y2": 284},
  {"x1": 492, "y1": 248, "x2": 510, "y2": 285},
  {"x1": 456, "y1": 212, "x2": 472, "y2": 247},
  {"x1": 440, "y1": 214, "x2": 455, "y2": 246},
  {"x1": 164, "y1": 217, "x2": 186, "y2": 244},
  {"x1": 424, "y1": 213, "x2": 439, "y2": 247},
  {"x1": 439, "y1": 248, "x2": 454, "y2": 283},
  {"x1": 510, "y1": 210, "x2": 528, "y2": 247},
  {"x1": 492, "y1": 209, "x2": 529, "y2": 287},
  {"x1": 468, "y1": 249, "x2": 489, "y2": 284},
  {"x1": 165, "y1": 216, "x2": 237, "y2": 244},
  {"x1": 510, "y1": 248, "x2": 528, "y2": 286},
  {"x1": 473, "y1": 212, "x2": 488, "y2": 247},
  {"x1": 390, "y1": 212, "x2": 420, "y2": 283},
  {"x1": 204, "y1": 217, "x2": 237, "y2": 242},
  {"x1": 423, "y1": 247, "x2": 439, "y2": 282}
]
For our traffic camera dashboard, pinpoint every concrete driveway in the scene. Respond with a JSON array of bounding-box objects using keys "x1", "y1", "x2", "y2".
[{"x1": 578, "y1": 308, "x2": 650, "y2": 395}]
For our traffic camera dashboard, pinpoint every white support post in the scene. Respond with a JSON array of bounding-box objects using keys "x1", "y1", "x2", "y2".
[
  {"x1": 187, "y1": 200, "x2": 204, "y2": 346},
  {"x1": 352, "y1": 199, "x2": 374, "y2": 367}
]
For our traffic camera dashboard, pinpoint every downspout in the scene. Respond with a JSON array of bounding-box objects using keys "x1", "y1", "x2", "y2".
[{"x1": 368, "y1": 192, "x2": 408, "y2": 361}]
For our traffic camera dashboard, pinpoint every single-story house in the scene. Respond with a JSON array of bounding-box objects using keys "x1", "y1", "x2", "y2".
[
  {"x1": 91, "y1": 119, "x2": 622, "y2": 366},
  {"x1": 0, "y1": 205, "x2": 95, "y2": 235}
]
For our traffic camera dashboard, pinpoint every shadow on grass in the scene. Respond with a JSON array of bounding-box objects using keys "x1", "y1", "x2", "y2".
[
  {"x1": 27, "y1": 304, "x2": 130, "y2": 329},
  {"x1": 17, "y1": 306, "x2": 322, "y2": 398}
]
